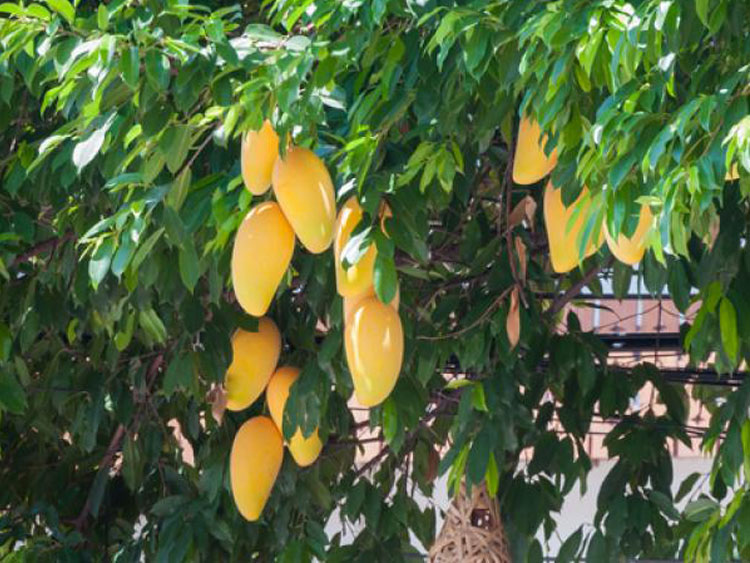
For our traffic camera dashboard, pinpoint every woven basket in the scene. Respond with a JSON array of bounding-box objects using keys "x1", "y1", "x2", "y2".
[{"x1": 429, "y1": 482, "x2": 511, "y2": 563}]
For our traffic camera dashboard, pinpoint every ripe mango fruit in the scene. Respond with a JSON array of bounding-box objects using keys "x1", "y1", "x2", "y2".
[
  {"x1": 272, "y1": 146, "x2": 336, "y2": 254},
  {"x1": 727, "y1": 163, "x2": 739, "y2": 181},
  {"x1": 230, "y1": 416, "x2": 283, "y2": 521},
  {"x1": 225, "y1": 317, "x2": 281, "y2": 411},
  {"x1": 241, "y1": 120, "x2": 280, "y2": 195},
  {"x1": 543, "y1": 182, "x2": 603, "y2": 274},
  {"x1": 231, "y1": 202, "x2": 295, "y2": 317},
  {"x1": 604, "y1": 205, "x2": 653, "y2": 266},
  {"x1": 513, "y1": 117, "x2": 558, "y2": 185},
  {"x1": 266, "y1": 366, "x2": 323, "y2": 467},
  {"x1": 343, "y1": 285, "x2": 399, "y2": 325},
  {"x1": 344, "y1": 297, "x2": 404, "y2": 407},
  {"x1": 334, "y1": 197, "x2": 377, "y2": 297}
]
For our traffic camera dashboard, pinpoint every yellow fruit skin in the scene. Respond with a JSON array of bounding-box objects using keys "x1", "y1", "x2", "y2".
[
  {"x1": 512, "y1": 118, "x2": 558, "y2": 185},
  {"x1": 604, "y1": 205, "x2": 653, "y2": 266},
  {"x1": 343, "y1": 285, "x2": 400, "y2": 325},
  {"x1": 334, "y1": 197, "x2": 377, "y2": 297},
  {"x1": 727, "y1": 163, "x2": 739, "y2": 181},
  {"x1": 272, "y1": 147, "x2": 336, "y2": 254},
  {"x1": 267, "y1": 366, "x2": 323, "y2": 467},
  {"x1": 230, "y1": 416, "x2": 283, "y2": 521},
  {"x1": 543, "y1": 182, "x2": 603, "y2": 274},
  {"x1": 344, "y1": 297, "x2": 404, "y2": 407},
  {"x1": 241, "y1": 120, "x2": 280, "y2": 195},
  {"x1": 225, "y1": 318, "x2": 281, "y2": 411},
  {"x1": 231, "y1": 202, "x2": 295, "y2": 317}
]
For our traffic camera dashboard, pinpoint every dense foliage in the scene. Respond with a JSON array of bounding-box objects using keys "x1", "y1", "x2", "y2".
[{"x1": 2, "y1": 0, "x2": 750, "y2": 560}]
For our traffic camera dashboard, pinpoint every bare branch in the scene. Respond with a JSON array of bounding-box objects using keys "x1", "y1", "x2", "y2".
[
  {"x1": 11, "y1": 230, "x2": 75, "y2": 268},
  {"x1": 70, "y1": 353, "x2": 165, "y2": 531},
  {"x1": 547, "y1": 257, "x2": 614, "y2": 317}
]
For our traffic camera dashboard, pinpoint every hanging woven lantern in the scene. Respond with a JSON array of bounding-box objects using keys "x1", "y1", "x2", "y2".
[{"x1": 429, "y1": 482, "x2": 511, "y2": 563}]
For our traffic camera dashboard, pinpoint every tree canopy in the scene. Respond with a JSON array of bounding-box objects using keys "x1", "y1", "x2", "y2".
[{"x1": 2, "y1": 0, "x2": 750, "y2": 561}]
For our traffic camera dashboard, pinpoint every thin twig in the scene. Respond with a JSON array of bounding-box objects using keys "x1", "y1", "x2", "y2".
[
  {"x1": 69, "y1": 353, "x2": 164, "y2": 531},
  {"x1": 547, "y1": 257, "x2": 614, "y2": 317},
  {"x1": 11, "y1": 231, "x2": 75, "y2": 268},
  {"x1": 176, "y1": 130, "x2": 214, "y2": 178},
  {"x1": 417, "y1": 287, "x2": 511, "y2": 341},
  {"x1": 503, "y1": 138, "x2": 528, "y2": 307}
]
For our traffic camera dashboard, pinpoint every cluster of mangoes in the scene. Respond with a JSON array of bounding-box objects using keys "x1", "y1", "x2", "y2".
[
  {"x1": 225, "y1": 120, "x2": 404, "y2": 521},
  {"x1": 513, "y1": 117, "x2": 653, "y2": 270}
]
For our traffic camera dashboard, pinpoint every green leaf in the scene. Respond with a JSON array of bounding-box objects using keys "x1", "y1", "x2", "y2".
[
  {"x1": 471, "y1": 382, "x2": 488, "y2": 412},
  {"x1": 104, "y1": 173, "x2": 143, "y2": 190},
  {"x1": 122, "y1": 433, "x2": 142, "y2": 491},
  {"x1": 114, "y1": 313, "x2": 135, "y2": 352},
  {"x1": 0, "y1": 3, "x2": 25, "y2": 16},
  {"x1": 0, "y1": 372, "x2": 27, "y2": 414},
  {"x1": 720, "y1": 298, "x2": 738, "y2": 362},
  {"x1": 160, "y1": 126, "x2": 192, "y2": 174},
  {"x1": 528, "y1": 540, "x2": 543, "y2": 563},
  {"x1": 73, "y1": 113, "x2": 115, "y2": 173},
  {"x1": 556, "y1": 527, "x2": 583, "y2": 563},
  {"x1": 44, "y1": 0, "x2": 74, "y2": 24},
  {"x1": 675, "y1": 472, "x2": 701, "y2": 503},
  {"x1": 373, "y1": 254, "x2": 397, "y2": 304},
  {"x1": 685, "y1": 498, "x2": 719, "y2": 522},
  {"x1": 341, "y1": 226, "x2": 373, "y2": 269},
  {"x1": 88, "y1": 468, "x2": 109, "y2": 518},
  {"x1": 742, "y1": 421, "x2": 750, "y2": 483},
  {"x1": 167, "y1": 168, "x2": 191, "y2": 211},
  {"x1": 89, "y1": 237, "x2": 115, "y2": 288},
  {"x1": 151, "y1": 495, "x2": 189, "y2": 517},
  {"x1": 586, "y1": 531, "x2": 606, "y2": 562},
  {"x1": 131, "y1": 228, "x2": 164, "y2": 271},
  {"x1": 647, "y1": 490, "x2": 680, "y2": 520},
  {"x1": 96, "y1": 3, "x2": 107, "y2": 29},
  {"x1": 612, "y1": 261, "x2": 632, "y2": 300},
  {"x1": 0, "y1": 323, "x2": 11, "y2": 362},
  {"x1": 667, "y1": 259, "x2": 690, "y2": 312},
  {"x1": 145, "y1": 50, "x2": 170, "y2": 92},
  {"x1": 382, "y1": 398, "x2": 397, "y2": 444},
  {"x1": 111, "y1": 233, "x2": 134, "y2": 278},
  {"x1": 121, "y1": 47, "x2": 139, "y2": 89},
  {"x1": 163, "y1": 353, "x2": 193, "y2": 396},
  {"x1": 163, "y1": 207, "x2": 187, "y2": 248},
  {"x1": 139, "y1": 309, "x2": 167, "y2": 344},
  {"x1": 178, "y1": 239, "x2": 200, "y2": 292},
  {"x1": 485, "y1": 452, "x2": 499, "y2": 496},
  {"x1": 467, "y1": 426, "x2": 492, "y2": 485}
]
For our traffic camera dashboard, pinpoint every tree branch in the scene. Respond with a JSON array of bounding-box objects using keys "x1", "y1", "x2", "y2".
[
  {"x1": 11, "y1": 230, "x2": 75, "y2": 268},
  {"x1": 547, "y1": 257, "x2": 614, "y2": 317},
  {"x1": 417, "y1": 286, "x2": 511, "y2": 341},
  {"x1": 354, "y1": 393, "x2": 456, "y2": 478},
  {"x1": 70, "y1": 352, "x2": 165, "y2": 531}
]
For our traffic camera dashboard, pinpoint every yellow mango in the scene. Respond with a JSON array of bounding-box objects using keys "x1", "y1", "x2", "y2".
[
  {"x1": 513, "y1": 117, "x2": 558, "y2": 185},
  {"x1": 241, "y1": 120, "x2": 280, "y2": 195},
  {"x1": 231, "y1": 202, "x2": 295, "y2": 317},
  {"x1": 343, "y1": 285, "x2": 400, "y2": 325},
  {"x1": 266, "y1": 366, "x2": 323, "y2": 467},
  {"x1": 334, "y1": 197, "x2": 377, "y2": 297},
  {"x1": 225, "y1": 317, "x2": 281, "y2": 411},
  {"x1": 344, "y1": 297, "x2": 404, "y2": 407},
  {"x1": 272, "y1": 146, "x2": 336, "y2": 254},
  {"x1": 727, "y1": 163, "x2": 739, "y2": 181},
  {"x1": 604, "y1": 205, "x2": 653, "y2": 266},
  {"x1": 543, "y1": 182, "x2": 603, "y2": 274},
  {"x1": 230, "y1": 416, "x2": 283, "y2": 521}
]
